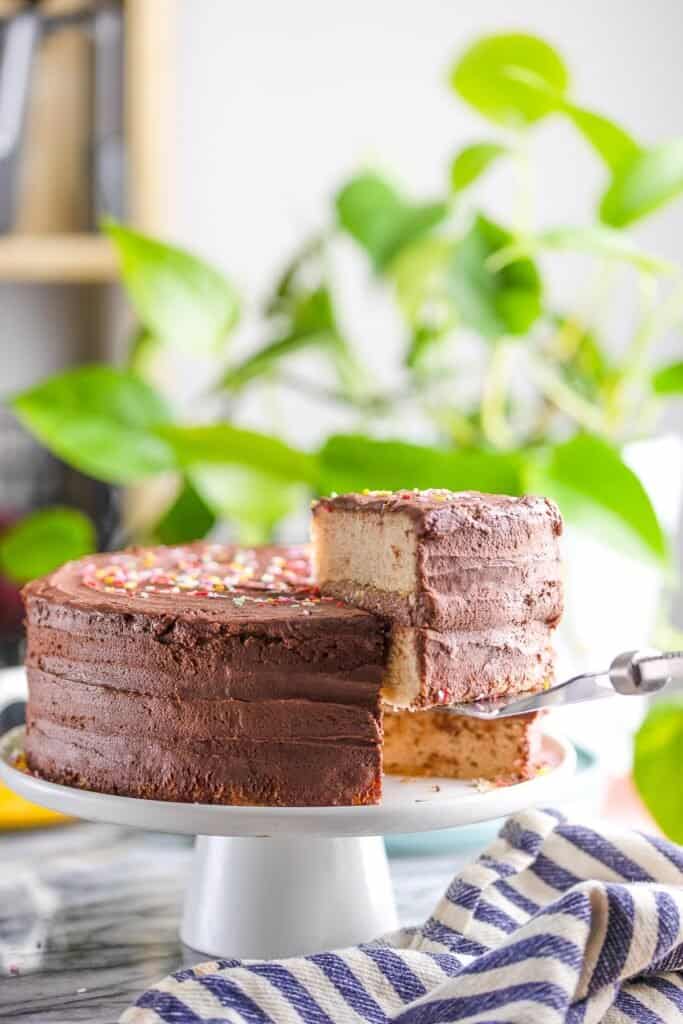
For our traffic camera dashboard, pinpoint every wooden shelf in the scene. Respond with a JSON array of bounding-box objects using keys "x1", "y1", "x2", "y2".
[{"x1": 0, "y1": 235, "x2": 118, "y2": 283}]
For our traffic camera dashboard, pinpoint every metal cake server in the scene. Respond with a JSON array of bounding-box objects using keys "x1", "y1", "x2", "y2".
[{"x1": 446, "y1": 649, "x2": 683, "y2": 720}]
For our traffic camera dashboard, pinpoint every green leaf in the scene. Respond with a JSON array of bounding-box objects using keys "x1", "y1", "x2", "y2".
[
  {"x1": 405, "y1": 325, "x2": 447, "y2": 369},
  {"x1": 600, "y1": 140, "x2": 683, "y2": 227},
  {"x1": 449, "y1": 214, "x2": 542, "y2": 339},
  {"x1": 287, "y1": 286, "x2": 336, "y2": 335},
  {"x1": 223, "y1": 288, "x2": 345, "y2": 393},
  {"x1": 653, "y1": 361, "x2": 683, "y2": 395},
  {"x1": 450, "y1": 32, "x2": 568, "y2": 126},
  {"x1": 490, "y1": 225, "x2": 677, "y2": 276},
  {"x1": 450, "y1": 142, "x2": 507, "y2": 192},
  {"x1": 564, "y1": 105, "x2": 640, "y2": 174},
  {"x1": 450, "y1": 35, "x2": 638, "y2": 173},
  {"x1": 223, "y1": 331, "x2": 326, "y2": 392},
  {"x1": 159, "y1": 423, "x2": 319, "y2": 485},
  {"x1": 634, "y1": 702, "x2": 683, "y2": 843},
  {"x1": 390, "y1": 236, "x2": 456, "y2": 365},
  {"x1": 392, "y1": 237, "x2": 454, "y2": 322},
  {"x1": 550, "y1": 316, "x2": 612, "y2": 402},
  {"x1": 319, "y1": 434, "x2": 524, "y2": 495},
  {"x1": 191, "y1": 465, "x2": 304, "y2": 545},
  {"x1": 336, "y1": 172, "x2": 448, "y2": 271},
  {"x1": 12, "y1": 366, "x2": 175, "y2": 484},
  {"x1": 126, "y1": 327, "x2": 161, "y2": 376},
  {"x1": 155, "y1": 480, "x2": 216, "y2": 545},
  {"x1": 0, "y1": 506, "x2": 96, "y2": 584},
  {"x1": 524, "y1": 433, "x2": 668, "y2": 564},
  {"x1": 105, "y1": 221, "x2": 239, "y2": 353}
]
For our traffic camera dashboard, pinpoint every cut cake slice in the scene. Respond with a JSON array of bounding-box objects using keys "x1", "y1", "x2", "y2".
[
  {"x1": 312, "y1": 489, "x2": 563, "y2": 630},
  {"x1": 312, "y1": 489, "x2": 562, "y2": 708},
  {"x1": 384, "y1": 622, "x2": 555, "y2": 708},
  {"x1": 383, "y1": 707, "x2": 544, "y2": 784}
]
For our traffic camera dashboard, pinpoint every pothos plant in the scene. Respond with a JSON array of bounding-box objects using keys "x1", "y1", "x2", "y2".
[{"x1": 3, "y1": 32, "x2": 683, "y2": 830}]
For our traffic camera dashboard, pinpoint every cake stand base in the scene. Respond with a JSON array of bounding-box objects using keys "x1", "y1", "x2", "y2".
[
  {"x1": 181, "y1": 834, "x2": 398, "y2": 959},
  {"x1": 0, "y1": 720, "x2": 577, "y2": 961}
]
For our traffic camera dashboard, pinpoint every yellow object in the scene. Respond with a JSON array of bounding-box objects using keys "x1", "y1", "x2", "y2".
[{"x1": 0, "y1": 781, "x2": 68, "y2": 831}]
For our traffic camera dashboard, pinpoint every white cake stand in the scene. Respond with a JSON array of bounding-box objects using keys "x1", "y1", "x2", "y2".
[{"x1": 0, "y1": 725, "x2": 576, "y2": 959}]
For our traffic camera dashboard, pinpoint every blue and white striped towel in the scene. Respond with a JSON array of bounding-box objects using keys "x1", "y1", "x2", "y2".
[{"x1": 122, "y1": 808, "x2": 683, "y2": 1023}]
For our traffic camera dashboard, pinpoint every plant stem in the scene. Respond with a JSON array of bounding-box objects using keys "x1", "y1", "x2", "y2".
[
  {"x1": 481, "y1": 342, "x2": 515, "y2": 449},
  {"x1": 604, "y1": 274, "x2": 657, "y2": 435},
  {"x1": 512, "y1": 130, "x2": 534, "y2": 236},
  {"x1": 605, "y1": 274, "x2": 683, "y2": 438},
  {"x1": 278, "y1": 370, "x2": 378, "y2": 411},
  {"x1": 529, "y1": 358, "x2": 605, "y2": 435},
  {"x1": 429, "y1": 405, "x2": 479, "y2": 447}
]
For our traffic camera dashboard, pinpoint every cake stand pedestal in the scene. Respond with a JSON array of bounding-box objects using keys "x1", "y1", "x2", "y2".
[
  {"x1": 0, "y1": 726, "x2": 576, "y2": 959},
  {"x1": 185, "y1": 834, "x2": 396, "y2": 958}
]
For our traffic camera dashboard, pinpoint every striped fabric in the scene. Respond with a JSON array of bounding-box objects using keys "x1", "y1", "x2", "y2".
[{"x1": 122, "y1": 809, "x2": 683, "y2": 1023}]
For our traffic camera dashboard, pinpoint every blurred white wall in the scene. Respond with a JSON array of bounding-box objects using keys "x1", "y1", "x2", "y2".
[{"x1": 171, "y1": 0, "x2": 683, "y2": 344}]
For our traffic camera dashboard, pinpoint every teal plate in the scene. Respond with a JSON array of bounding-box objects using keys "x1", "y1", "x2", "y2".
[{"x1": 385, "y1": 742, "x2": 599, "y2": 858}]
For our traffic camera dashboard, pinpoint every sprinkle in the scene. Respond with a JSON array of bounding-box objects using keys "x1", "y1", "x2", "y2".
[
  {"x1": 80, "y1": 545, "x2": 315, "y2": 605},
  {"x1": 474, "y1": 779, "x2": 496, "y2": 793}
]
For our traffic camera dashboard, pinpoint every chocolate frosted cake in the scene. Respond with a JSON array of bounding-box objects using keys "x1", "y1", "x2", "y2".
[
  {"x1": 22, "y1": 489, "x2": 564, "y2": 806},
  {"x1": 23, "y1": 544, "x2": 385, "y2": 806},
  {"x1": 312, "y1": 489, "x2": 563, "y2": 708}
]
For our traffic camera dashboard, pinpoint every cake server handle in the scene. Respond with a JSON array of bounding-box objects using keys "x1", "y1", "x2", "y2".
[
  {"x1": 609, "y1": 649, "x2": 683, "y2": 694},
  {"x1": 445, "y1": 649, "x2": 683, "y2": 719}
]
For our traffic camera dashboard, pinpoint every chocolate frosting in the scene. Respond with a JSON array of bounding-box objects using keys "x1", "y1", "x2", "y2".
[
  {"x1": 313, "y1": 489, "x2": 563, "y2": 543},
  {"x1": 28, "y1": 722, "x2": 382, "y2": 806}
]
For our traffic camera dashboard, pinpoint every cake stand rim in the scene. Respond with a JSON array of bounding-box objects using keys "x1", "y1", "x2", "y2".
[{"x1": 0, "y1": 724, "x2": 577, "y2": 837}]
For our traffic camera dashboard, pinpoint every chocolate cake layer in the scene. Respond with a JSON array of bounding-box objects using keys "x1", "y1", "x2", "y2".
[
  {"x1": 23, "y1": 544, "x2": 386, "y2": 806},
  {"x1": 312, "y1": 490, "x2": 563, "y2": 630},
  {"x1": 383, "y1": 708, "x2": 543, "y2": 783}
]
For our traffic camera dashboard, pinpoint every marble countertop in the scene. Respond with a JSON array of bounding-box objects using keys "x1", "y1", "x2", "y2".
[{"x1": 0, "y1": 822, "x2": 469, "y2": 1024}]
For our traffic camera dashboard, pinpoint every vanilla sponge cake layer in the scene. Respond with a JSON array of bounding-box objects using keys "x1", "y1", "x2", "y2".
[
  {"x1": 312, "y1": 490, "x2": 563, "y2": 631},
  {"x1": 383, "y1": 708, "x2": 543, "y2": 783}
]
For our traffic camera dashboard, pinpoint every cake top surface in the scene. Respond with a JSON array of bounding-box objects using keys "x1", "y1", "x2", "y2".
[
  {"x1": 313, "y1": 489, "x2": 562, "y2": 534},
  {"x1": 23, "y1": 542, "x2": 377, "y2": 626}
]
